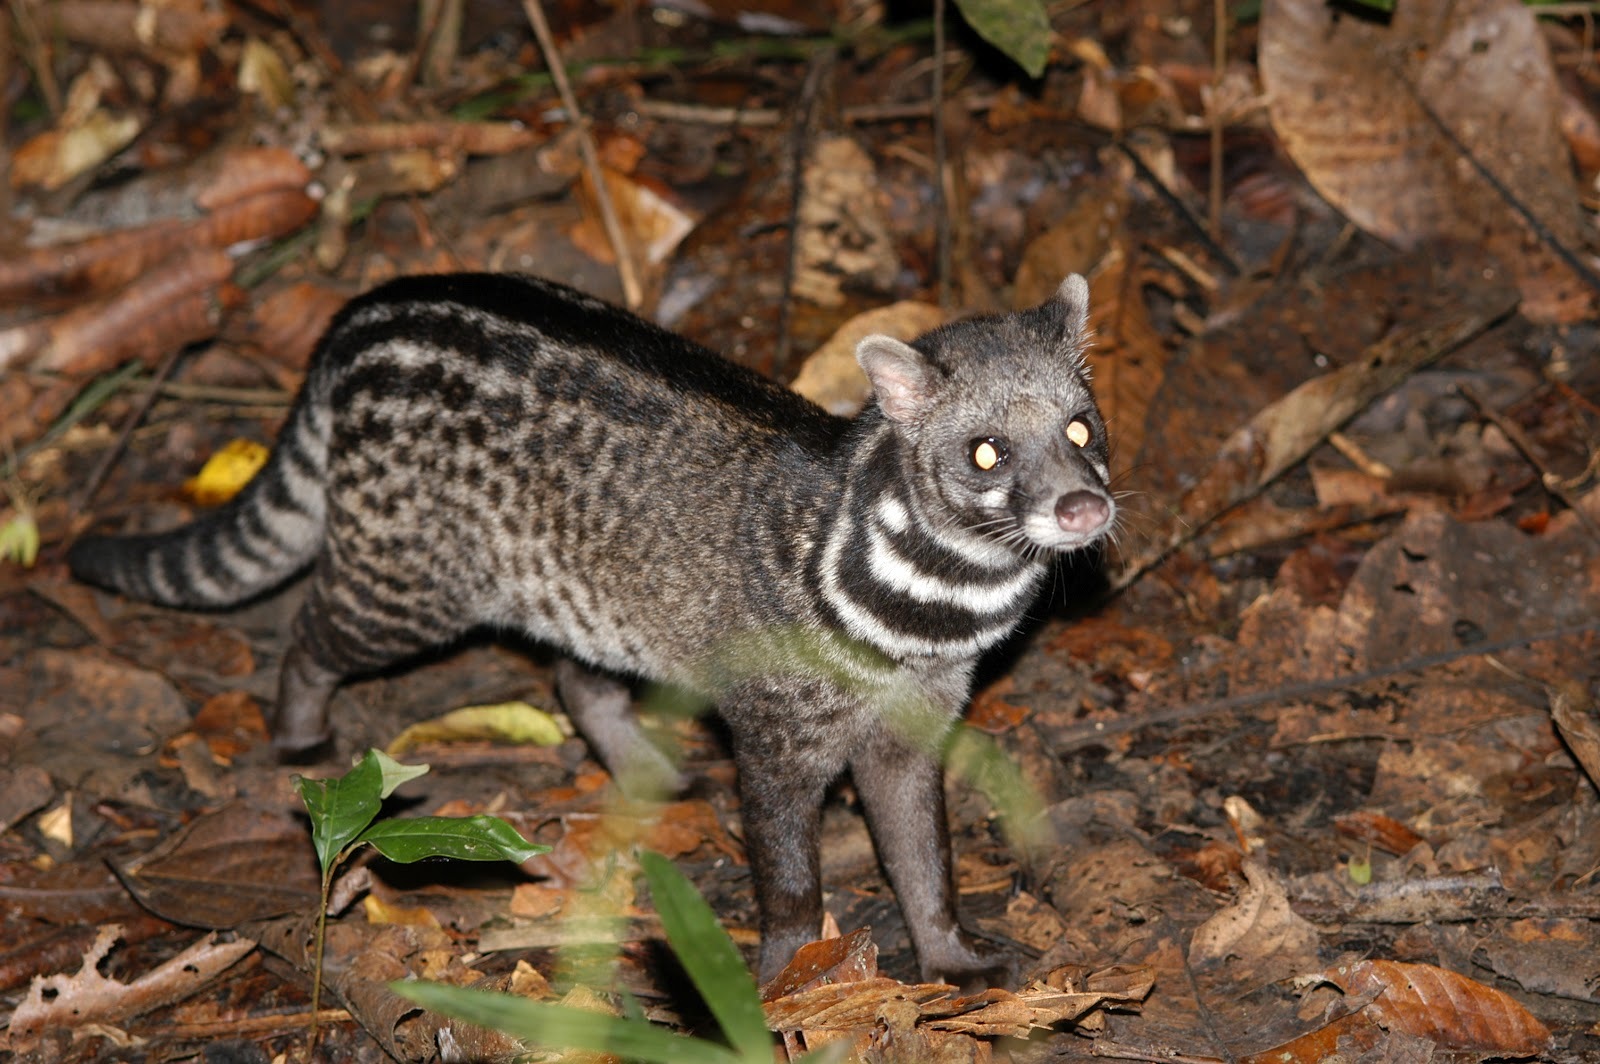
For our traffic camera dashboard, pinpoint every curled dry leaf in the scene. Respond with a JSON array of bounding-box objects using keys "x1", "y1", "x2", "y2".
[
  {"x1": 762, "y1": 927, "x2": 880, "y2": 1001},
  {"x1": 0, "y1": 221, "x2": 188, "y2": 303},
  {"x1": 188, "y1": 187, "x2": 319, "y2": 253},
  {"x1": 1303, "y1": 959, "x2": 1552, "y2": 1055},
  {"x1": 192, "y1": 147, "x2": 313, "y2": 211},
  {"x1": 222, "y1": 280, "x2": 348, "y2": 386},
  {"x1": 238, "y1": 38, "x2": 296, "y2": 111},
  {"x1": 793, "y1": 135, "x2": 899, "y2": 307},
  {"x1": 571, "y1": 168, "x2": 698, "y2": 278},
  {"x1": 763, "y1": 961, "x2": 1153, "y2": 1039}
]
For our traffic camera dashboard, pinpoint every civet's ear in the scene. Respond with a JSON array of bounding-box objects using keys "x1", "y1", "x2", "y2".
[
  {"x1": 1049, "y1": 274, "x2": 1091, "y2": 349},
  {"x1": 857, "y1": 335, "x2": 935, "y2": 424}
]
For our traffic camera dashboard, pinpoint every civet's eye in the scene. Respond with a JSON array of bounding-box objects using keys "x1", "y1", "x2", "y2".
[
  {"x1": 970, "y1": 437, "x2": 1008, "y2": 471},
  {"x1": 1065, "y1": 418, "x2": 1092, "y2": 448}
]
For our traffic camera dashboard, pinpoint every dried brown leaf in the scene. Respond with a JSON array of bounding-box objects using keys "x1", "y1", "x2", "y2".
[
  {"x1": 792, "y1": 136, "x2": 898, "y2": 307},
  {"x1": 1081, "y1": 248, "x2": 1169, "y2": 491},
  {"x1": 0, "y1": 188, "x2": 312, "y2": 306},
  {"x1": 10, "y1": 109, "x2": 141, "y2": 192},
  {"x1": 188, "y1": 187, "x2": 319, "y2": 251},
  {"x1": 0, "y1": 222, "x2": 183, "y2": 302},
  {"x1": 765, "y1": 978, "x2": 951, "y2": 1031},
  {"x1": 762, "y1": 927, "x2": 879, "y2": 1001},
  {"x1": 1239, "y1": 1009, "x2": 1388, "y2": 1064},
  {"x1": 22, "y1": 247, "x2": 238, "y2": 378},
  {"x1": 790, "y1": 301, "x2": 947, "y2": 417},
  {"x1": 1333, "y1": 811, "x2": 1426, "y2": 857},
  {"x1": 226, "y1": 280, "x2": 349, "y2": 380},
  {"x1": 1261, "y1": 0, "x2": 1591, "y2": 322},
  {"x1": 1305, "y1": 959, "x2": 1553, "y2": 1055},
  {"x1": 192, "y1": 147, "x2": 313, "y2": 211},
  {"x1": 112, "y1": 802, "x2": 321, "y2": 927},
  {"x1": 1189, "y1": 861, "x2": 1320, "y2": 985}
]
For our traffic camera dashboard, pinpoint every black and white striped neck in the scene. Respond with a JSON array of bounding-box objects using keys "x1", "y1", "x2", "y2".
[{"x1": 813, "y1": 425, "x2": 1046, "y2": 662}]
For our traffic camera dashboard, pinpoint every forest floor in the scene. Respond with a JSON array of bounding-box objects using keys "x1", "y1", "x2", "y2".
[{"x1": 2, "y1": 0, "x2": 1599, "y2": 1061}]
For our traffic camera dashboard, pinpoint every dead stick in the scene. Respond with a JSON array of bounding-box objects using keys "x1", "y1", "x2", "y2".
[
  {"x1": 932, "y1": 0, "x2": 951, "y2": 308},
  {"x1": 1208, "y1": 0, "x2": 1225, "y2": 241},
  {"x1": 1050, "y1": 620, "x2": 1600, "y2": 752},
  {"x1": 1458, "y1": 382, "x2": 1600, "y2": 543},
  {"x1": 520, "y1": 0, "x2": 641, "y2": 309},
  {"x1": 73, "y1": 342, "x2": 186, "y2": 512},
  {"x1": 634, "y1": 94, "x2": 1001, "y2": 127},
  {"x1": 139, "y1": 1008, "x2": 353, "y2": 1041},
  {"x1": 1117, "y1": 141, "x2": 1242, "y2": 276},
  {"x1": 776, "y1": 49, "x2": 834, "y2": 372}
]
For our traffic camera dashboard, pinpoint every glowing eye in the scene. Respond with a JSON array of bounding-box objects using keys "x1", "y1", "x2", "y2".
[
  {"x1": 970, "y1": 438, "x2": 1007, "y2": 470},
  {"x1": 1066, "y1": 419, "x2": 1092, "y2": 448}
]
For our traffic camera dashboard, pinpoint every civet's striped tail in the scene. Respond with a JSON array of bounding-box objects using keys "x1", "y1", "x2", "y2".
[{"x1": 68, "y1": 387, "x2": 332, "y2": 609}]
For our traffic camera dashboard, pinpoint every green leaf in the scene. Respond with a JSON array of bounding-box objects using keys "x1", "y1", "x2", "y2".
[
  {"x1": 294, "y1": 749, "x2": 386, "y2": 872},
  {"x1": 391, "y1": 982, "x2": 744, "y2": 1064},
  {"x1": 952, "y1": 0, "x2": 1051, "y2": 78},
  {"x1": 368, "y1": 748, "x2": 430, "y2": 798},
  {"x1": 640, "y1": 852, "x2": 769, "y2": 1062},
  {"x1": 357, "y1": 814, "x2": 546, "y2": 865}
]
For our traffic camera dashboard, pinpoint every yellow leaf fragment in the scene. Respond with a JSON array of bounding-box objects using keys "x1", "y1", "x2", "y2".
[
  {"x1": 38, "y1": 798, "x2": 74, "y2": 847},
  {"x1": 238, "y1": 38, "x2": 295, "y2": 110},
  {"x1": 183, "y1": 439, "x2": 270, "y2": 506},
  {"x1": 363, "y1": 895, "x2": 442, "y2": 928},
  {"x1": 386, "y1": 701, "x2": 568, "y2": 756},
  {"x1": 0, "y1": 510, "x2": 40, "y2": 567}
]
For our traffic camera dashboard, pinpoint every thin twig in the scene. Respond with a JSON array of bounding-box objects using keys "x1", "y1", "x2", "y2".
[
  {"x1": 74, "y1": 344, "x2": 186, "y2": 512},
  {"x1": 1051, "y1": 620, "x2": 1600, "y2": 752},
  {"x1": 775, "y1": 51, "x2": 835, "y2": 371},
  {"x1": 1209, "y1": 0, "x2": 1225, "y2": 240},
  {"x1": 932, "y1": 0, "x2": 952, "y2": 308},
  {"x1": 1459, "y1": 382, "x2": 1600, "y2": 543},
  {"x1": 633, "y1": 94, "x2": 1001, "y2": 128},
  {"x1": 520, "y1": 0, "x2": 641, "y2": 309},
  {"x1": 1117, "y1": 141, "x2": 1243, "y2": 276}
]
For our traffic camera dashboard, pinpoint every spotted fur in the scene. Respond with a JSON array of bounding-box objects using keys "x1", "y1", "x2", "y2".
[{"x1": 69, "y1": 272, "x2": 1113, "y2": 986}]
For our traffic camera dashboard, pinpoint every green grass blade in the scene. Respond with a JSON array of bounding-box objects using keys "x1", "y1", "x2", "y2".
[
  {"x1": 639, "y1": 851, "x2": 770, "y2": 1061},
  {"x1": 392, "y1": 981, "x2": 743, "y2": 1064}
]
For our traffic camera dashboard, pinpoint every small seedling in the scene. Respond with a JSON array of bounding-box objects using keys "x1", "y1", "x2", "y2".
[{"x1": 294, "y1": 748, "x2": 545, "y2": 1043}]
